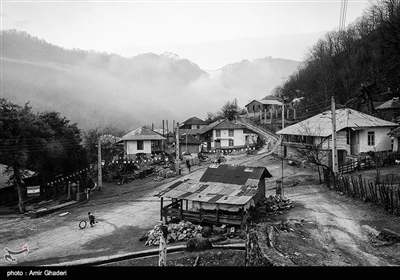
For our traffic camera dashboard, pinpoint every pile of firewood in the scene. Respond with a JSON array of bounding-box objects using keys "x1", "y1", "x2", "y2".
[
  {"x1": 140, "y1": 221, "x2": 203, "y2": 246},
  {"x1": 256, "y1": 195, "x2": 295, "y2": 214}
]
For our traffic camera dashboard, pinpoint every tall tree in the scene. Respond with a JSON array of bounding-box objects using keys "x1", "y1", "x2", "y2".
[
  {"x1": 32, "y1": 111, "x2": 88, "y2": 186},
  {"x1": 0, "y1": 99, "x2": 47, "y2": 212}
]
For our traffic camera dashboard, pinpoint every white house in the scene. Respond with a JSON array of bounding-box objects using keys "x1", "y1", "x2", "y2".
[
  {"x1": 388, "y1": 126, "x2": 400, "y2": 152},
  {"x1": 276, "y1": 108, "x2": 398, "y2": 165},
  {"x1": 121, "y1": 126, "x2": 166, "y2": 160},
  {"x1": 198, "y1": 119, "x2": 259, "y2": 152}
]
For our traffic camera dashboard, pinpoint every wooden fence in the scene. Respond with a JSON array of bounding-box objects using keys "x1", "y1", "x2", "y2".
[
  {"x1": 323, "y1": 169, "x2": 400, "y2": 216},
  {"x1": 338, "y1": 151, "x2": 400, "y2": 174}
]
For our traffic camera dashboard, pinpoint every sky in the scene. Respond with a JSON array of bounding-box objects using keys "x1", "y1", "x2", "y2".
[{"x1": 1, "y1": 0, "x2": 370, "y2": 69}]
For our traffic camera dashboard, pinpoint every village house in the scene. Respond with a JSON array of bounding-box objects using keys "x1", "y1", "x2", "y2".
[
  {"x1": 179, "y1": 133, "x2": 203, "y2": 155},
  {"x1": 244, "y1": 96, "x2": 284, "y2": 119},
  {"x1": 276, "y1": 108, "x2": 398, "y2": 166},
  {"x1": 157, "y1": 164, "x2": 272, "y2": 228},
  {"x1": 375, "y1": 97, "x2": 400, "y2": 122},
  {"x1": 197, "y1": 119, "x2": 259, "y2": 152},
  {"x1": 0, "y1": 164, "x2": 38, "y2": 205},
  {"x1": 179, "y1": 116, "x2": 208, "y2": 130},
  {"x1": 121, "y1": 126, "x2": 166, "y2": 161},
  {"x1": 388, "y1": 126, "x2": 400, "y2": 152}
]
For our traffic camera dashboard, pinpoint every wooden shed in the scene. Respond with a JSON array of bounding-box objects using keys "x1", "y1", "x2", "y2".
[{"x1": 156, "y1": 164, "x2": 272, "y2": 228}]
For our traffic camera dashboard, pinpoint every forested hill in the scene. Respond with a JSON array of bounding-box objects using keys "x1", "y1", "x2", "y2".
[{"x1": 1, "y1": 29, "x2": 300, "y2": 131}]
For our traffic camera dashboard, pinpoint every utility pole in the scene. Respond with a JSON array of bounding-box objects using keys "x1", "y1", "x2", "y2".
[
  {"x1": 281, "y1": 101, "x2": 285, "y2": 196},
  {"x1": 331, "y1": 96, "x2": 338, "y2": 173},
  {"x1": 175, "y1": 122, "x2": 180, "y2": 174},
  {"x1": 97, "y1": 139, "x2": 102, "y2": 191}
]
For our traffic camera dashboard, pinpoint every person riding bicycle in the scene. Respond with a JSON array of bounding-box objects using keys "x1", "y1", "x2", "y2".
[{"x1": 88, "y1": 212, "x2": 96, "y2": 227}]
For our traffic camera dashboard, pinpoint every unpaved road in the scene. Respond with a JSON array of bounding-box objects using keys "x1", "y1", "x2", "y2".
[{"x1": 1, "y1": 151, "x2": 400, "y2": 266}]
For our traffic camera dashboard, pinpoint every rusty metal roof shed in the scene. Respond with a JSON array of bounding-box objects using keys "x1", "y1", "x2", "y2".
[{"x1": 156, "y1": 164, "x2": 272, "y2": 206}]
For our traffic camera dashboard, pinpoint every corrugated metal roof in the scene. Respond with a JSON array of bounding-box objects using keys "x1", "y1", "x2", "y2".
[
  {"x1": 0, "y1": 164, "x2": 35, "y2": 190},
  {"x1": 196, "y1": 119, "x2": 248, "y2": 134},
  {"x1": 199, "y1": 164, "x2": 272, "y2": 184},
  {"x1": 121, "y1": 126, "x2": 167, "y2": 141},
  {"x1": 245, "y1": 98, "x2": 283, "y2": 107},
  {"x1": 389, "y1": 126, "x2": 400, "y2": 138},
  {"x1": 376, "y1": 98, "x2": 400, "y2": 110},
  {"x1": 156, "y1": 164, "x2": 271, "y2": 205},
  {"x1": 156, "y1": 181, "x2": 259, "y2": 206},
  {"x1": 276, "y1": 108, "x2": 398, "y2": 137},
  {"x1": 197, "y1": 119, "x2": 224, "y2": 135},
  {"x1": 181, "y1": 116, "x2": 208, "y2": 126}
]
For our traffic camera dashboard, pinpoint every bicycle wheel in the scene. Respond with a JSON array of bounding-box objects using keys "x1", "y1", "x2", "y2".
[{"x1": 79, "y1": 220, "x2": 87, "y2": 229}]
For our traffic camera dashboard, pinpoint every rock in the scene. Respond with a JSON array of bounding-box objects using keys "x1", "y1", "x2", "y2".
[
  {"x1": 186, "y1": 237, "x2": 213, "y2": 252},
  {"x1": 178, "y1": 233, "x2": 186, "y2": 241},
  {"x1": 201, "y1": 226, "x2": 213, "y2": 237}
]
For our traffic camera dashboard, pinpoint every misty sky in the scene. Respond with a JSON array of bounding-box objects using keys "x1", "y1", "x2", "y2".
[{"x1": 1, "y1": 0, "x2": 369, "y2": 69}]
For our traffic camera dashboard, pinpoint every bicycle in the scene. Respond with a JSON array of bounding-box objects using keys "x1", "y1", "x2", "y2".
[{"x1": 79, "y1": 218, "x2": 98, "y2": 229}]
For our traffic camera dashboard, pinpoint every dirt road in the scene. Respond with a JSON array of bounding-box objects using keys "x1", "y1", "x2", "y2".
[{"x1": 1, "y1": 151, "x2": 400, "y2": 266}]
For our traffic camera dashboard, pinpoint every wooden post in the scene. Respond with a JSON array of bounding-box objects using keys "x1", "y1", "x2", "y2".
[
  {"x1": 97, "y1": 139, "x2": 102, "y2": 190},
  {"x1": 216, "y1": 204, "x2": 219, "y2": 225},
  {"x1": 158, "y1": 217, "x2": 168, "y2": 267},
  {"x1": 240, "y1": 208, "x2": 244, "y2": 230},
  {"x1": 264, "y1": 108, "x2": 267, "y2": 123},
  {"x1": 67, "y1": 181, "x2": 71, "y2": 200},
  {"x1": 160, "y1": 197, "x2": 164, "y2": 220},
  {"x1": 244, "y1": 216, "x2": 251, "y2": 266},
  {"x1": 331, "y1": 96, "x2": 338, "y2": 174},
  {"x1": 175, "y1": 123, "x2": 180, "y2": 174},
  {"x1": 180, "y1": 199, "x2": 183, "y2": 221}
]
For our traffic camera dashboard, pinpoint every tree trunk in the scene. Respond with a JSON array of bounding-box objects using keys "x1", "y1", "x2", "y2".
[{"x1": 13, "y1": 166, "x2": 26, "y2": 213}]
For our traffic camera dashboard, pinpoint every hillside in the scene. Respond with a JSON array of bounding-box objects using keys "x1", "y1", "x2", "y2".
[{"x1": 0, "y1": 30, "x2": 301, "y2": 131}]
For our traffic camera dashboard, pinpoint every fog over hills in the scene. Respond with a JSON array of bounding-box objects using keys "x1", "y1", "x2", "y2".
[{"x1": 0, "y1": 30, "x2": 301, "y2": 131}]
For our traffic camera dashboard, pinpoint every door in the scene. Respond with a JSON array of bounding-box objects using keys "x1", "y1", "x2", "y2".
[{"x1": 215, "y1": 140, "x2": 221, "y2": 149}]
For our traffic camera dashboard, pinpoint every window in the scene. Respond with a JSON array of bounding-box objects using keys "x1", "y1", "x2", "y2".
[
  {"x1": 216, "y1": 130, "x2": 221, "y2": 137},
  {"x1": 137, "y1": 140, "x2": 144, "y2": 150},
  {"x1": 367, "y1": 131, "x2": 375, "y2": 146},
  {"x1": 197, "y1": 125, "x2": 200, "y2": 129},
  {"x1": 229, "y1": 129, "x2": 234, "y2": 137},
  {"x1": 346, "y1": 130, "x2": 350, "y2": 145},
  {"x1": 229, "y1": 139, "x2": 234, "y2": 146}
]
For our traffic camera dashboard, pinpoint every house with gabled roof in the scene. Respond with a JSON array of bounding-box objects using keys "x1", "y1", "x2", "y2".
[
  {"x1": 156, "y1": 164, "x2": 272, "y2": 227},
  {"x1": 276, "y1": 108, "x2": 398, "y2": 165},
  {"x1": 197, "y1": 119, "x2": 259, "y2": 152},
  {"x1": 180, "y1": 116, "x2": 208, "y2": 130},
  {"x1": 245, "y1": 96, "x2": 283, "y2": 114},
  {"x1": 121, "y1": 126, "x2": 166, "y2": 160},
  {"x1": 376, "y1": 97, "x2": 400, "y2": 121},
  {"x1": 179, "y1": 133, "x2": 203, "y2": 155}
]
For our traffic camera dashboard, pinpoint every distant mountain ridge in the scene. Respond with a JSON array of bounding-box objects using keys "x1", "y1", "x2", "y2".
[{"x1": 0, "y1": 29, "x2": 301, "y2": 131}]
